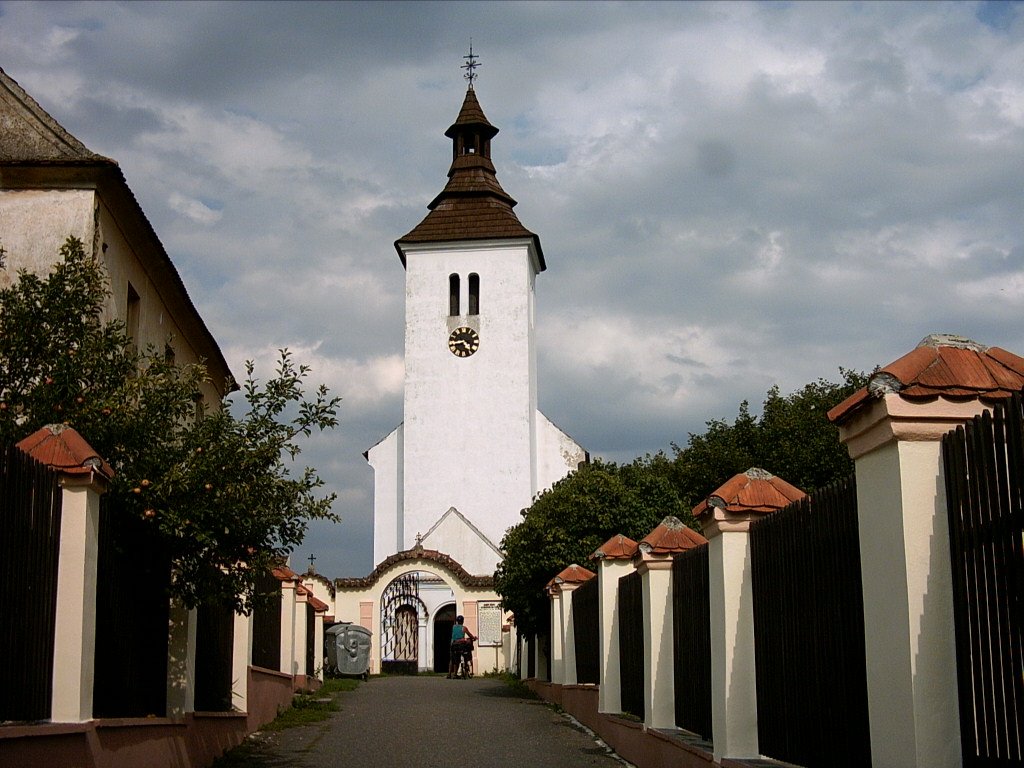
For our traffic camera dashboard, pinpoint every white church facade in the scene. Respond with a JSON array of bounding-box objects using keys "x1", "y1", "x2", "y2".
[{"x1": 334, "y1": 78, "x2": 585, "y2": 674}]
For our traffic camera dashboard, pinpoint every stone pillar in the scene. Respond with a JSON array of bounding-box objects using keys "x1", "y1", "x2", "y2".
[
  {"x1": 294, "y1": 589, "x2": 309, "y2": 681},
  {"x1": 593, "y1": 540, "x2": 636, "y2": 714},
  {"x1": 548, "y1": 585, "x2": 565, "y2": 684},
  {"x1": 166, "y1": 602, "x2": 197, "y2": 716},
  {"x1": 704, "y1": 516, "x2": 759, "y2": 761},
  {"x1": 312, "y1": 607, "x2": 326, "y2": 681},
  {"x1": 232, "y1": 610, "x2": 253, "y2": 713},
  {"x1": 636, "y1": 551, "x2": 674, "y2": 729},
  {"x1": 280, "y1": 577, "x2": 296, "y2": 676},
  {"x1": 49, "y1": 476, "x2": 105, "y2": 722},
  {"x1": 559, "y1": 582, "x2": 582, "y2": 686},
  {"x1": 837, "y1": 394, "x2": 985, "y2": 768}
]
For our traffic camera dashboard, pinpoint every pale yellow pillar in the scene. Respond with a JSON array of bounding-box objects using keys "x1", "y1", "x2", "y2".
[
  {"x1": 704, "y1": 514, "x2": 759, "y2": 761},
  {"x1": 49, "y1": 478, "x2": 103, "y2": 722},
  {"x1": 548, "y1": 586, "x2": 564, "y2": 684},
  {"x1": 839, "y1": 394, "x2": 985, "y2": 768},
  {"x1": 636, "y1": 552, "x2": 675, "y2": 729}
]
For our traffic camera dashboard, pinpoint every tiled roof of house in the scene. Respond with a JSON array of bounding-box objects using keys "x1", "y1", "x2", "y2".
[
  {"x1": 638, "y1": 516, "x2": 707, "y2": 554},
  {"x1": 693, "y1": 468, "x2": 805, "y2": 518},
  {"x1": 395, "y1": 87, "x2": 545, "y2": 270},
  {"x1": 16, "y1": 424, "x2": 114, "y2": 479},
  {"x1": 335, "y1": 547, "x2": 494, "y2": 589},
  {"x1": 591, "y1": 534, "x2": 639, "y2": 560},
  {"x1": 828, "y1": 334, "x2": 1024, "y2": 425},
  {"x1": 272, "y1": 565, "x2": 299, "y2": 581},
  {"x1": 0, "y1": 67, "x2": 112, "y2": 163}
]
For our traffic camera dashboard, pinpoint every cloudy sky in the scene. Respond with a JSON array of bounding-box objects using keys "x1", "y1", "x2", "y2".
[{"x1": 3, "y1": 1, "x2": 1023, "y2": 577}]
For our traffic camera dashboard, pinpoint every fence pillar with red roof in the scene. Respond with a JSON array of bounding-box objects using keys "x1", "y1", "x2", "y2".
[
  {"x1": 16, "y1": 425, "x2": 114, "y2": 723},
  {"x1": 546, "y1": 564, "x2": 595, "y2": 686},
  {"x1": 633, "y1": 517, "x2": 707, "y2": 730},
  {"x1": 591, "y1": 534, "x2": 638, "y2": 714},
  {"x1": 829, "y1": 334, "x2": 1024, "y2": 768},
  {"x1": 695, "y1": 467, "x2": 806, "y2": 762}
]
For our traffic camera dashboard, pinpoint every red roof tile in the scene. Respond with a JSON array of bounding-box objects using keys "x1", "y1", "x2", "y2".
[
  {"x1": 638, "y1": 516, "x2": 707, "y2": 554},
  {"x1": 829, "y1": 335, "x2": 1024, "y2": 424},
  {"x1": 335, "y1": 547, "x2": 494, "y2": 589},
  {"x1": 308, "y1": 595, "x2": 329, "y2": 612},
  {"x1": 552, "y1": 563, "x2": 595, "y2": 585},
  {"x1": 16, "y1": 424, "x2": 114, "y2": 479},
  {"x1": 272, "y1": 565, "x2": 299, "y2": 581},
  {"x1": 591, "y1": 534, "x2": 639, "y2": 560},
  {"x1": 693, "y1": 469, "x2": 805, "y2": 517}
]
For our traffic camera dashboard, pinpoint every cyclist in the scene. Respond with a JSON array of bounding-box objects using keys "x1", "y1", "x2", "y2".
[{"x1": 447, "y1": 615, "x2": 476, "y2": 678}]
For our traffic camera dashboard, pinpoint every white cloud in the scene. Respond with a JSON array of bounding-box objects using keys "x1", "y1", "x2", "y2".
[{"x1": 167, "y1": 191, "x2": 222, "y2": 225}]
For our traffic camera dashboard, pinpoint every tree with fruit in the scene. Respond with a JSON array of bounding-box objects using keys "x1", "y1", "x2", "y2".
[{"x1": 0, "y1": 237, "x2": 340, "y2": 611}]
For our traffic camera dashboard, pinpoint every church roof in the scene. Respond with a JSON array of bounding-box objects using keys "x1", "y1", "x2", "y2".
[
  {"x1": 395, "y1": 87, "x2": 545, "y2": 270},
  {"x1": 828, "y1": 334, "x2": 1024, "y2": 425}
]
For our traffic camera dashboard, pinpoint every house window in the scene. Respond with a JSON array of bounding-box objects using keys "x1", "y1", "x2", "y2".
[
  {"x1": 126, "y1": 282, "x2": 141, "y2": 350},
  {"x1": 164, "y1": 344, "x2": 175, "y2": 365},
  {"x1": 468, "y1": 273, "x2": 479, "y2": 315},
  {"x1": 449, "y1": 273, "x2": 460, "y2": 316}
]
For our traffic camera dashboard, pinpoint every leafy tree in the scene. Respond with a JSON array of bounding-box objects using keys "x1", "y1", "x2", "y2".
[
  {"x1": 495, "y1": 455, "x2": 696, "y2": 636},
  {"x1": 495, "y1": 371, "x2": 869, "y2": 637},
  {"x1": 0, "y1": 236, "x2": 340, "y2": 612},
  {"x1": 670, "y1": 370, "x2": 869, "y2": 507}
]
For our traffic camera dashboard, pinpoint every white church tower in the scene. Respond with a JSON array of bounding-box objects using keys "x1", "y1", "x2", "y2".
[{"x1": 367, "y1": 75, "x2": 586, "y2": 576}]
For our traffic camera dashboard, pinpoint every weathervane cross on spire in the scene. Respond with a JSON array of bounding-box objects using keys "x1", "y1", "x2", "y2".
[{"x1": 462, "y1": 41, "x2": 480, "y2": 88}]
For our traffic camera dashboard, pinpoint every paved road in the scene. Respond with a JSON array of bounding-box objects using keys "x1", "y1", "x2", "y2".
[{"x1": 223, "y1": 676, "x2": 627, "y2": 768}]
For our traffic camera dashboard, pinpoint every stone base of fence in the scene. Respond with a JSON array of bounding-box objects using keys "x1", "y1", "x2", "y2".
[
  {"x1": 527, "y1": 680, "x2": 715, "y2": 768},
  {"x1": 0, "y1": 666, "x2": 299, "y2": 768}
]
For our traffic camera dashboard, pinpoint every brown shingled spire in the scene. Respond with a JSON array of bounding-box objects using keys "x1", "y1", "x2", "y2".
[{"x1": 395, "y1": 86, "x2": 546, "y2": 270}]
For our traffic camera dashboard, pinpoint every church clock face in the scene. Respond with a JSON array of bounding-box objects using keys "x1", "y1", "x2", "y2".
[{"x1": 448, "y1": 326, "x2": 480, "y2": 357}]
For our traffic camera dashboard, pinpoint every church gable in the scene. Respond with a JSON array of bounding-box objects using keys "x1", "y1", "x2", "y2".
[{"x1": 418, "y1": 507, "x2": 503, "y2": 575}]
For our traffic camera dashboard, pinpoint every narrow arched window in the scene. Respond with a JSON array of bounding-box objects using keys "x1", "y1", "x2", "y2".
[
  {"x1": 468, "y1": 273, "x2": 479, "y2": 315},
  {"x1": 449, "y1": 273, "x2": 460, "y2": 316}
]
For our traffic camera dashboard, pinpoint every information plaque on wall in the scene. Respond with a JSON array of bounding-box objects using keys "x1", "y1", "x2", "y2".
[{"x1": 477, "y1": 601, "x2": 503, "y2": 647}]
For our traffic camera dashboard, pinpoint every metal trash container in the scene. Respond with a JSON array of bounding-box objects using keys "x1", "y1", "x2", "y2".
[{"x1": 326, "y1": 622, "x2": 372, "y2": 679}]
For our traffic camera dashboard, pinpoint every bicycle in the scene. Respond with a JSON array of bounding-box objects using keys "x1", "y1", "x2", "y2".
[{"x1": 453, "y1": 639, "x2": 474, "y2": 679}]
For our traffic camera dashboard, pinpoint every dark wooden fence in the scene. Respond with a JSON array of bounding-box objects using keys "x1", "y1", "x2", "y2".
[
  {"x1": 305, "y1": 601, "x2": 316, "y2": 676},
  {"x1": 750, "y1": 474, "x2": 871, "y2": 768},
  {"x1": 672, "y1": 543, "x2": 712, "y2": 739},
  {"x1": 572, "y1": 576, "x2": 599, "y2": 684},
  {"x1": 618, "y1": 570, "x2": 644, "y2": 720},
  {"x1": 0, "y1": 445, "x2": 62, "y2": 722},
  {"x1": 194, "y1": 600, "x2": 235, "y2": 711},
  {"x1": 943, "y1": 395, "x2": 1024, "y2": 766},
  {"x1": 93, "y1": 495, "x2": 171, "y2": 718},
  {"x1": 252, "y1": 569, "x2": 282, "y2": 670}
]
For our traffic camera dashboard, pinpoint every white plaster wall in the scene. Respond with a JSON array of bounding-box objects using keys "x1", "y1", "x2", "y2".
[
  {"x1": 401, "y1": 241, "x2": 537, "y2": 553},
  {"x1": 0, "y1": 189, "x2": 95, "y2": 289},
  {"x1": 535, "y1": 411, "x2": 586, "y2": 493},
  {"x1": 368, "y1": 425, "x2": 403, "y2": 567}
]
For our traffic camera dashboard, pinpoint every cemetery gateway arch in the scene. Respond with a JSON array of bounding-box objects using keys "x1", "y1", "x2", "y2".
[{"x1": 334, "y1": 548, "x2": 507, "y2": 674}]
